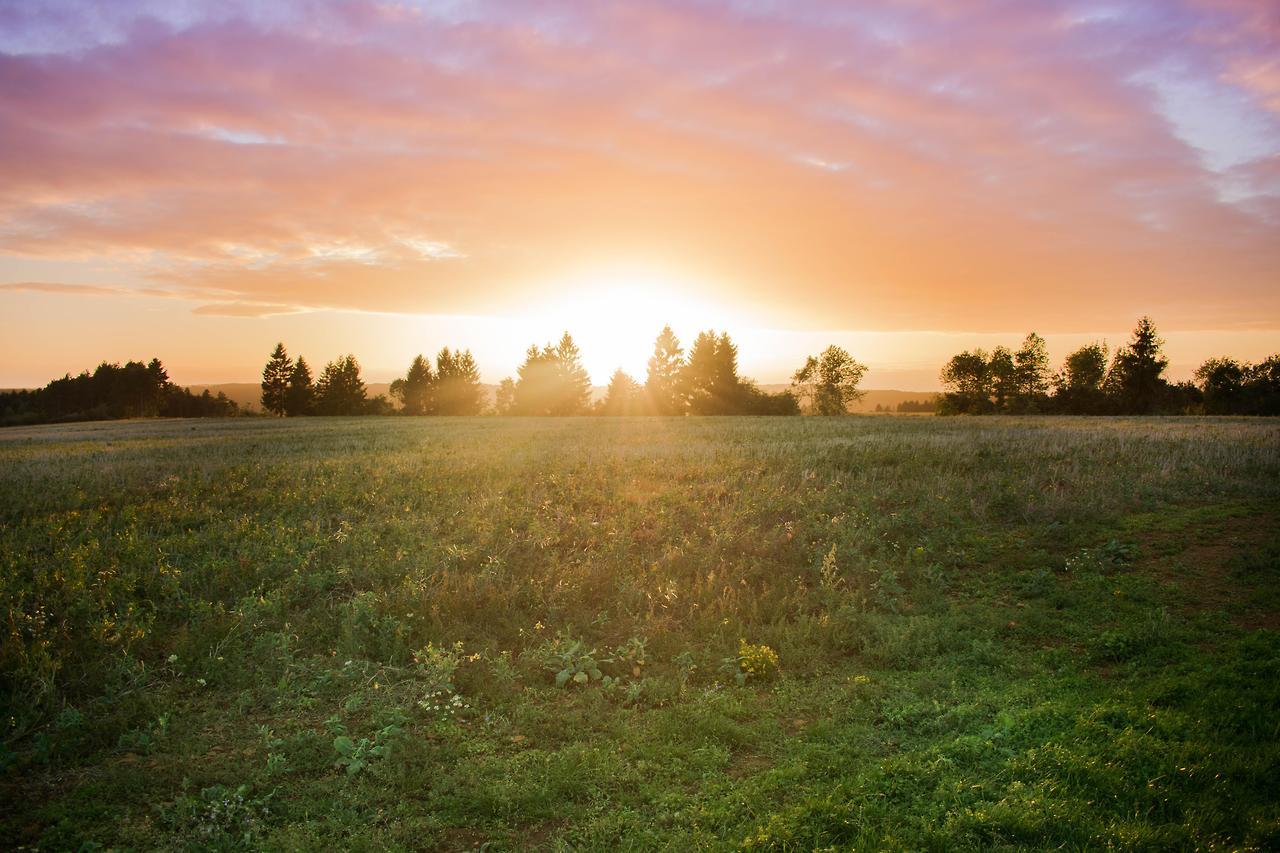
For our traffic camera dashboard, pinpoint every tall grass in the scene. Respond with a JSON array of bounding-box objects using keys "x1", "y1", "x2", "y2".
[{"x1": 1, "y1": 415, "x2": 1277, "y2": 848}]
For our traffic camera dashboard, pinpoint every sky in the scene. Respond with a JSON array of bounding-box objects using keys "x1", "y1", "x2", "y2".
[{"x1": 1, "y1": 0, "x2": 1278, "y2": 389}]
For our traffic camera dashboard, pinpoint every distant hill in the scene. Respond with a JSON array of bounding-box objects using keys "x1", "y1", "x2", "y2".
[{"x1": 190, "y1": 383, "x2": 936, "y2": 413}]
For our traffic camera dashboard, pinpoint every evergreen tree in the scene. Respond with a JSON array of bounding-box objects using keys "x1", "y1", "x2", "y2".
[
  {"x1": 552, "y1": 333, "x2": 592, "y2": 415},
  {"x1": 644, "y1": 325, "x2": 685, "y2": 415},
  {"x1": 600, "y1": 369, "x2": 642, "y2": 415},
  {"x1": 513, "y1": 344, "x2": 557, "y2": 415},
  {"x1": 315, "y1": 354, "x2": 367, "y2": 415},
  {"x1": 791, "y1": 345, "x2": 867, "y2": 415},
  {"x1": 284, "y1": 356, "x2": 314, "y2": 416},
  {"x1": 683, "y1": 330, "x2": 745, "y2": 414},
  {"x1": 511, "y1": 333, "x2": 592, "y2": 415},
  {"x1": 435, "y1": 347, "x2": 484, "y2": 415},
  {"x1": 391, "y1": 354, "x2": 433, "y2": 415},
  {"x1": 1107, "y1": 317, "x2": 1168, "y2": 414},
  {"x1": 145, "y1": 358, "x2": 169, "y2": 416},
  {"x1": 260, "y1": 342, "x2": 292, "y2": 416}
]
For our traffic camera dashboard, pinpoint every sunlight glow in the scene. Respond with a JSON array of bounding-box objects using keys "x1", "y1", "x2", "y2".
[{"x1": 526, "y1": 267, "x2": 750, "y2": 383}]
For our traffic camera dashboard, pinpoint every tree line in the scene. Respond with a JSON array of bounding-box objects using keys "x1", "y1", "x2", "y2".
[
  {"x1": 259, "y1": 345, "x2": 484, "y2": 416},
  {"x1": 261, "y1": 329, "x2": 870, "y2": 417},
  {"x1": 938, "y1": 317, "x2": 1280, "y2": 416},
  {"x1": 0, "y1": 359, "x2": 238, "y2": 427}
]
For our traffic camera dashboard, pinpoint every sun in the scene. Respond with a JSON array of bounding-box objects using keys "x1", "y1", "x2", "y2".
[{"x1": 530, "y1": 266, "x2": 742, "y2": 383}]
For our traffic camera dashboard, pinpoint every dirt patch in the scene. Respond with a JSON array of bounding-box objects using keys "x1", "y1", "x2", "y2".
[
  {"x1": 1135, "y1": 511, "x2": 1280, "y2": 631},
  {"x1": 727, "y1": 751, "x2": 773, "y2": 779}
]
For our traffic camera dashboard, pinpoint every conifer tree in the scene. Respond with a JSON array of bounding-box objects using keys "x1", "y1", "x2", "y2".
[
  {"x1": 284, "y1": 356, "x2": 314, "y2": 416},
  {"x1": 391, "y1": 354, "x2": 433, "y2": 415},
  {"x1": 552, "y1": 332, "x2": 592, "y2": 415},
  {"x1": 600, "y1": 369, "x2": 642, "y2": 415},
  {"x1": 1108, "y1": 316, "x2": 1169, "y2": 414},
  {"x1": 511, "y1": 332, "x2": 592, "y2": 415},
  {"x1": 435, "y1": 347, "x2": 484, "y2": 415},
  {"x1": 315, "y1": 354, "x2": 367, "y2": 415},
  {"x1": 260, "y1": 342, "x2": 292, "y2": 416},
  {"x1": 644, "y1": 325, "x2": 685, "y2": 415}
]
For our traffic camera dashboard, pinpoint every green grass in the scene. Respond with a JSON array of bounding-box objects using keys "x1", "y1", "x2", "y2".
[{"x1": 1, "y1": 415, "x2": 1278, "y2": 850}]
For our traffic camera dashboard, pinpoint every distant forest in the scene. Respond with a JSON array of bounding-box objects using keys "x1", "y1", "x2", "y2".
[
  {"x1": 938, "y1": 317, "x2": 1280, "y2": 416},
  {"x1": 3, "y1": 317, "x2": 1276, "y2": 427},
  {"x1": 0, "y1": 359, "x2": 237, "y2": 427}
]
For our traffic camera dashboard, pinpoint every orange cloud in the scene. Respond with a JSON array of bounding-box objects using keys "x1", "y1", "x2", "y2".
[{"x1": 0, "y1": 0, "x2": 1276, "y2": 335}]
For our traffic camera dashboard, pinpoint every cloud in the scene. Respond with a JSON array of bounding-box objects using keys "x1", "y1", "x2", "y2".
[
  {"x1": 0, "y1": 281, "x2": 133, "y2": 297},
  {"x1": 190, "y1": 301, "x2": 310, "y2": 317},
  {"x1": 0, "y1": 0, "x2": 1277, "y2": 331}
]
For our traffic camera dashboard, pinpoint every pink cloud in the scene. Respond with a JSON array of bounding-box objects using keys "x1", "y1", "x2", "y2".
[{"x1": 0, "y1": 0, "x2": 1276, "y2": 332}]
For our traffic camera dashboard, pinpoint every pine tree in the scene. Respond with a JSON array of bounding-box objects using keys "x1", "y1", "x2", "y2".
[
  {"x1": 644, "y1": 325, "x2": 685, "y2": 415},
  {"x1": 435, "y1": 347, "x2": 484, "y2": 415},
  {"x1": 511, "y1": 333, "x2": 592, "y2": 415},
  {"x1": 284, "y1": 357, "x2": 314, "y2": 416},
  {"x1": 260, "y1": 342, "x2": 292, "y2": 416},
  {"x1": 552, "y1": 332, "x2": 592, "y2": 415},
  {"x1": 315, "y1": 354, "x2": 367, "y2": 415},
  {"x1": 1108, "y1": 317, "x2": 1169, "y2": 414},
  {"x1": 391, "y1": 354, "x2": 433, "y2": 415},
  {"x1": 683, "y1": 330, "x2": 744, "y2": 414},
  {"x1": 600, "y1": 369, "x2": 641, "y2": 415}
]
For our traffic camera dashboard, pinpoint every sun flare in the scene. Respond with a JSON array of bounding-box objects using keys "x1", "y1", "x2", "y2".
[{"x1": 528, "y1": 267, "x2": 748, "y2": 382}]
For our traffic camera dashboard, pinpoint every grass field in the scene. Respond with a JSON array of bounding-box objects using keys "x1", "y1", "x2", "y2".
[{"x1": 2, "y1": 415, "x2": 1279, "y2": 850}]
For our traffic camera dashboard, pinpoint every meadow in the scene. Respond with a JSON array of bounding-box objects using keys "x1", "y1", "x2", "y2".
[{"x1": 1, "y1": 415, "x2": 1278, "y2": 850}]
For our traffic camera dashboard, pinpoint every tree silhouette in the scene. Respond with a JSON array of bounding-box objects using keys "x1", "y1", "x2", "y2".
[
  {"x1": 495, "y1": 377, "x2": 516, "y2": 416},
  {"x1": 939, "y1": 349, "x2": 992, "y2": 414},
  {"x1": 1053, "y1": 343, "x2": 1109, "y2": 414},
  {"x1": 1010, "y1": 333, "x2": 1050, "y2": 412},
  {"x1": 284, "y1": 356, "x2": 314, "y2": 416},
  {"x1": 791, "y1": 345, "x2": 867, "y2": 415},
  {"x1": 1108, "y1": 317, "x2": 1168, "y2": 414},
  {"x1": 435, "y1": 347, "x2": 484, "y2": 415},
  {"x1": 683, "y1": 330, "x2": 744, "y2": 415},
  {"x1": 599, "y1": 369, "x2": 642, "y2": 415},
  {"x1": 315, "y1": 354, "x2": 367, "y2": 415},
  {"x1": 391, "y1": 354, "x2": 433, "y2": 415},
  {"x1": 1195, "y1": 357, "x2": 1244, "y2": 415},
  {"x1": 988, "y1": 347, "x2": 1017, "y2": 413},
  {"x1": 512, "y1": 332, "x2": 592, "y2": 415},
  {"x1": 0, "y1": 357, "x2": 238, "y2": 426},
  {"x1": 644, "y1": 325, "x2": 685, "y2": 415},
  {"x1": 260, "y1": 342, "x2": 292, "y2": 416}
]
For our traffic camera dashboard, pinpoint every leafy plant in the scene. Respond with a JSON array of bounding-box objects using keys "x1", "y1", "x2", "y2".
[
  {"x1": 332, "y1": 727, "x2": 402, "y2": 776},
  {"x1": 612, "y1": 636, "x2": 649, "y2": 678},
  {"x1": 539, "y1": 633, "x2": 603, "y2": 688},
  {"x1": 722, "y1": 640, "x2": 780, "y2": 686}
]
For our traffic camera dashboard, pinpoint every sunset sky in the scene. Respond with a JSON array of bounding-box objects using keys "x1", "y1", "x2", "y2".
[{"x1": 1, "y1": 0, "x2": 1278, "y2": 389}]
